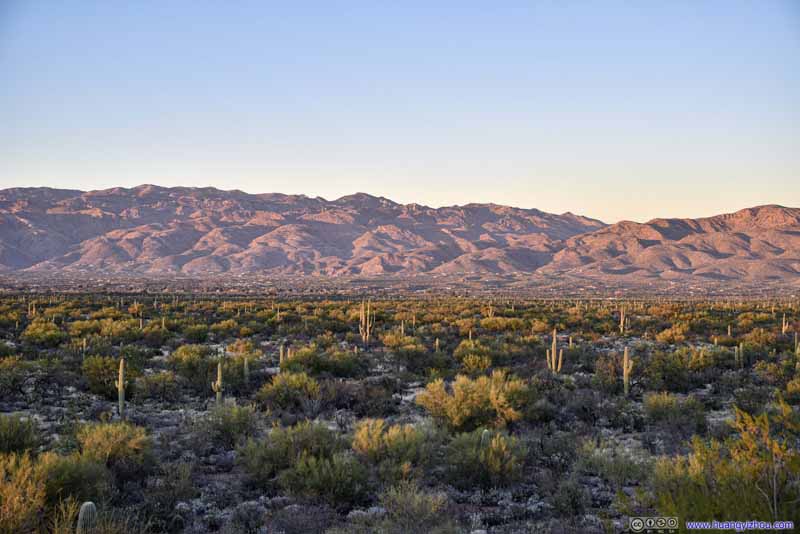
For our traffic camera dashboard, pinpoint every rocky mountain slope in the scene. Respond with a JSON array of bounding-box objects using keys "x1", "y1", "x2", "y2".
[{"x1": 0, "y1": 185, "x2": 797, "y2": 283}]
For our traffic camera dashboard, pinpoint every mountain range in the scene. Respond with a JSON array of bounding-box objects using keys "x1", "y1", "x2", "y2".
[{"x1": 0, "y1": 185, "x2": 798, "y2": 286}]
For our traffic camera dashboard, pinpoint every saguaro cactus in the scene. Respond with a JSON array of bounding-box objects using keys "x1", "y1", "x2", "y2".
[
  {"x1": 359, "y1": 300, "x2": 375, "y2": 347},
  {"x1": 211, "y1": 361, "x2": 224, "y2": 406},
  {"x1": 619, "y1": 307, "x2": 626, "y2": 335},
  {"x1": 782, "y1": 314, "x2": 789, "y2": 335},
  {"x1": 546, "y1": 328, "x2": 562, "y2": 373},
  {"x1": 622, "y1": 347, "x2": 633, "y2": 397},
  {"x1": 115, "y1": 358, "x2": 126, "y2": 418},
  {"x1": 243, "y1": 355, "x2": 250, "y2": 385},
  {"x1": 76, "y1": 501, "x2": 97, "y2": 534}
]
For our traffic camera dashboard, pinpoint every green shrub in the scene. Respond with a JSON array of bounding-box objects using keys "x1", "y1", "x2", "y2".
[
  {"x1": 82, "y1": 356, "x2": 138, "y2": 399},
  {"x1": 203, "y1": 403, "x2": 258, "y2": 449},
  {"x1": 36, "y1": 452, "x2": 111, "y2": 507},
  {"x1": 653, "y1": 399, "x2": 800, "y2": 523},
  {"x1": 352, "y1": 419, "x2": 436, "y2": 482},
  {"x1": 379, "y1": 480, "x2": 456, "y2": 534},
  {"x1": 238, "y1": 421, "x2": 343, "y2": 486},
  {"x1": 0, "y1": 452, "x2": 45, "y2": 534},
  {"x1": 136, "y1": 370, "x2": 181, "y2": 402},
  {"x1": 169, "y1": 344, "x2": 213, "y2": 388},
  {"x1": 645, "y1": 351, "x2": 692, "y2": 392},
  {"x1": 644, "y1": 392, "x2": 706, "y2": 437},
  {"x1": 256, "y1": 372, "x2": 320, "y2": 411},
  {"x1": 416, "y1": 370, "x2": 527, "y2": 431},
  {"x1": 0, "y1": 357, "x2": 28, "y2": 398},
  {"x1": 552, "y1": 477, "x2": 589, "y2": 517},
  {"x1": 445, "y1": 429, "x2": 526, "y2": 489},
  {"x1": 278, "y1": 451, "x2": 368, "y2": 508},
  {"x1": 77, "y1": 422, "x2": 152, "y2": 482},
  {"x1": 577, "y1": 439, "x2": 652, "y2": 489},
  {"x1": 21, "y1": 319, "x2": 67, "y2": 347},
  {"x1": 0, "y1": 415, "x2": 38, "y2": 454},
  {"x1": 280, "y1": 346, "x2": 366, "y2": 378}
]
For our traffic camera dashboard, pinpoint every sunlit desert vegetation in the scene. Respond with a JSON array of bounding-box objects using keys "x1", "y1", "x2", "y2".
[{"x1": 1, "y1": 294, "x2": 799, "y2": 533}]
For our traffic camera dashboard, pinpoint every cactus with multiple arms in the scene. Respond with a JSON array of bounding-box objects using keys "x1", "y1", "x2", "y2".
[
  {"x1": 359, "y1": 299, "x2": 375, "y2": 347},
  {"x1": 546, "y1": 328, "x2": 563, "y2": 373}
]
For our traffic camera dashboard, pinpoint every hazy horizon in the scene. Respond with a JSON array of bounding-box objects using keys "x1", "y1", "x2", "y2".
[{"x1": 2, "y1": 1, "x2": 799, "y2": 223}]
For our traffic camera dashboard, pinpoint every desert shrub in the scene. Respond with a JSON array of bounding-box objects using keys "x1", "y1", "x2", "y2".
[
  {"x1": 445, "y1": 429, "x2": 526, "y2": 489},
  {"x1": 592, "y1": 352, "x2": 620, "y2": 393},
  {"x1": 281, "y1": 346, "x2": 366, "y2": 378},
  {"x1": 82, "y1": 356, "x2": 138, "y2": 399},
  {"x1": 278, "y1": 451, "x2": 368, "y2": 508},
  {"x1": 461, "y1": 353, "x2": 492, "y2": 375},
  {"x1": 21, "y1": 319, "x2": 67, "y2": 347},
  {"x1": 0, "y1": 452, "x2": 45, "y2": 534},
  {"x1": 136, "y1": 370, "x2": 181, "y2": 402},
  {"x1": 99, "y1": 319, "x2": 142, "y2": 344},
  {"x1": 753, "y1": 360, "x2": 787, "y2": 386},
  {"x1": 577, "y1": 439, "x2": 652, "y2": 489},
  {"x1": 238, "y1": 421, "x2": 343, "y2": 486},
  {"x1": 644, "y1": 392, "x2": 706, "y2": 437},
  {"x1": 257, "y1": 372, "x2": 320, "y2": 411},
  {"x1": 552, "y1": 477, "x2": 590, "y2": 517},
  {"x1": 645, "y1": 351, "x2": 691, "y2": 392},
  {"x1": 169, "y1": 344, "x2": 214, "y2": 388},
  {"x1": 416, "y1": 370, "x2": 527, "y2": 431},
  {"x1": 378, "y1": 480, "x2": 457, "y2": 534},
  {"x1": 653, "y1": 399, "x2": 800, "y2": 523},
  {"x1": 183, "y1": 324, "x2": 208, "y2": 343},
  {"x1": 452, "y1": 339, "x2": 492, "y2": 362},
  {"x1": 36, "y1": 452, "x2": 111, "y2": 507},
  {"x1": 203, "y1": 403, "x2": 258, "y2": 449},
  {"x1": 50, "y1": 501, "x2": 152, "y2": 534},
  {"x1": 352, "y1": 419, "x2": 437, "y2": 482},
  {"x1": 0, "y1": 356, "x2": 28, "y2": 397},
  {"x1": 785, "y1": 377, "x2": 800, "y2": 404},
  {"x1": 655, "y1": 323, "x2": 689, "y2": 344},
  {"x1": 0, "y1": 415, "x2": 38, "y2": 454},
  {"x1": 77, "y1": 422, "x2": 153, "y2": 483},
  {"x1": 732, "y1": 384, "x2": 773, "y2": 415}
]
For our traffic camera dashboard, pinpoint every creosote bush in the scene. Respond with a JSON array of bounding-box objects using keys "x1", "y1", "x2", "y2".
[
  {"x1": 278, "y1": 451, "x2": 368, "y2": 509},
  {"x1": 257, "y1": 371, "x2": 320, "y2": 411},
  {"x1": 0, "y1": 414, "x2": 39, "y2": 454},
  {"x1": 77, "y1": 422, "x2": 153, "y2": 482},
  {"x1": 0, "y1": 452, "x2": 45, "y2": 534},
  {"x1": 445, "y1": 428, "x2": 526, "y2": 489},
  {"x1": 352, "y1": 418, "x2": 436, "y2": 482},
  {"x1": 416, "y1": 370, "x2": 527, "y2": 431},
  {"x1": 653, "y1": 398, "x2": 800, "y2": 524},
  {"x1": 238, "y1": 421, "x2": 343, "y2": 486},
  {"x1": 203, "y1": 402, "x2": 258, "y2": 449}
]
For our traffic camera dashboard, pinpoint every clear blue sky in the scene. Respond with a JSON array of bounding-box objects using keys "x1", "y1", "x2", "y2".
[{"x1": 1, "y1": 1, "x2": 798, "y2": 222}]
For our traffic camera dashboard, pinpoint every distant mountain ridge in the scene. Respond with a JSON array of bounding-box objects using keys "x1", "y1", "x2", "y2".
[{"x1": 0, "y1": 185, "x2": 798, "y2": 284}]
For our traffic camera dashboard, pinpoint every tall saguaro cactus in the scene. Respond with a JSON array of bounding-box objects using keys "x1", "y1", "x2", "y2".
[
  {"x1": 622, "y1": 347, "x2": 634, "y2": 397},
  {"x1": 619, "y1": 307, "x2": 626, "y2": 335},
  {"x1": 115, "y1": 358, "x2": 126, "y2": 418},
  {"x1": 211, "y1": 361, "x2": 224, "y2": 406},
  {"x1": 546, "y1": 328, "x2": 562, "y2": 373},
  {"x1": 359, "y1": 299, "x2": 375, "y2": 347}
]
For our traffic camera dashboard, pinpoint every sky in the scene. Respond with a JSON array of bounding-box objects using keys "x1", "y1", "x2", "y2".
[{"x1": 1, "y1": 1, "x2": 798, "y2": 223}]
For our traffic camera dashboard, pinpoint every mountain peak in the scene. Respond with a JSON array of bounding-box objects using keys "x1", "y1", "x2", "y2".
[{"x1": 0, "y1": 185, "x2": 796, "y2": 287}]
